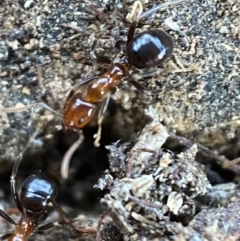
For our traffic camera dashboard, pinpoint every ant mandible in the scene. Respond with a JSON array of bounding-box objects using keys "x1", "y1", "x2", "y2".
[
  {"x1": 0, "y1": 152, "x2": 95, "y2": 240},
  {"x1": 0, "y1": 0, "x2": 184, "y2": 179}
]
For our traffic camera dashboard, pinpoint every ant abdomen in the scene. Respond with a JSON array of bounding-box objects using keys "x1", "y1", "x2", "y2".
[
  {"x1": 126, "y1": 29, "x2": 173, "y2": 69},
  {"x1": 0, "y1": 149, "x2": 96, "y2": 240},
  {"x1": 20, "y1": 173, "x2": 59, "y2": 214},
  {"x1": 63, "y1": 92, "x2": 97, "y2": 130}
]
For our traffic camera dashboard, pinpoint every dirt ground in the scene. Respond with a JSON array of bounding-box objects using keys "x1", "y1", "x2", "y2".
[{"x1": 0, "y1": 0, "x2": 240, "y2": 240}]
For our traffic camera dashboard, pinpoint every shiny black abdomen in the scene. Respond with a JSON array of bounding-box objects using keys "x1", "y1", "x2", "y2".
[
  {"x1": 126, "y1": 29, "x2": 173, "y2": 69},
  {"x1": 20, "y1": 173, "x2": 60, "y2": 214}
]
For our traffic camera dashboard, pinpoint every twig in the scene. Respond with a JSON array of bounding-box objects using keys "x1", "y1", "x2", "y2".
[
  {"x1": 167, "y1": 135, "x2": 240, "y2": 186},
  {"x1": 168, "y1": 132, "x2": 226, "y2": 164}
]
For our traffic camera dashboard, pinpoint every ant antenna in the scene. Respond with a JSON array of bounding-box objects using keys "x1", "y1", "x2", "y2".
[
  {"x1": 60, "y1": 130, "x2": 84, "y2": 179},
  {"x1": 0, "y1": 102, "x2": 63, "y2": 118},
  {"x1": 10, "y1": 132, "x2": 36, "y2": 213},
  {"x1": 10, "y1": 152, "x2": 27, "y2": 213},
  {"x1": 139, "y1": 0, "x2": 185, "y2": 19},
  {"x1": 10, "y1": 123, "x2": 44, "y2": 181}
]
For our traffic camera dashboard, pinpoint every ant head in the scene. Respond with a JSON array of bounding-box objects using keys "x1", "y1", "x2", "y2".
[
  {"x1": 20, "y1": 172, "x2": 59, "y2": 214},
  {"x1": 63, "y1": 92, "x2": 97, "y2": 130}
]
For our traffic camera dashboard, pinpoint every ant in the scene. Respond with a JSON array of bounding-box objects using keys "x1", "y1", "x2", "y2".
[
  {"x1": 0, "y1": 151, "x2": 96, "y2": 240},
  {"x1": 0, "y1": 0, "x2": 184, "y2": 179},
  {"x1": 62, "y1": 0, "x2": 181, "y2": 142}
]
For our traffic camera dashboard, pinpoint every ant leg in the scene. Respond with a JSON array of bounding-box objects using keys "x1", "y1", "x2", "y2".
[
  {"x1": 34, "y1": 209, "x2": 50, "y2": 227},
  {"x1": 139, "y1": 0, "x2": 184, "y2": 19},
  {"x1": 94, "y1": 54, "x2": 112, "y2": 65},
  {"x1": 127, "y1": 78, "x2": 152, "y2": 95},
  {"x1": 115, "y1": 39, "x2": 126, "y2": 50},
  {"x1": 90, "y1": 39, "x2": 112, "y2": 65},
  {"x1": 222, "y1": 157, "x2": 240, "y2": 169},
  {"x1": 51, "y1": 200, "x2": 72, "y2": 224},
  {"x1": 126, "y1": 1, "x2": 144, "y2": 46},
  {"x1": 116, "y1": 2, "x2": 143, "y2": 50},
  {"x1": 0, "y1": 210, "x2": 17, "y2": 225},
  {"x1": 36, "y1": 219, "x2": 80, "y2": 234},
  {"x1": 127, "y1": 21, "x2": 137, "y2": 46},
  {"x1": 1, "y1": 233, "x2": 14, "y2": 240},
  {"x1": 73, "y1": 76, "x2": 99, "y2": 89},
  {"x1": 36, "y1": 219, "x2": 91, "y2": 233},
  {"x1": 90, "y1": 4, "x2": 114, "y2": 28},
  {"x1": 93, "y1": 93, "x2": 111, "y2": 147},
  {"x1": 60, "y1": 130, "x2": 84, "y2": 179},
  {"x1": 65, "y1": 76, "x2": 99, "y2": 102},
  {"x1": 36, "y1": 218, "x2": 70, "y2": 234},
  {"x1": 51, "y1": 200, "x2": 96, "y2": 234},
  {"x1": 0, "y1": 102, "x2": 63, "y2": 118},
  {"x1": 35, "y1": 211, "x2": 66, "y2": 233},
  {"x1": 127, "y1": 0, "x2": 184, "y2": 42},
  {"x1": 0, "y1": 103, "x2": 37, "y2": 113},
  {"x1": 36, "y1": 222, "x2": 56, "y2": 232}
]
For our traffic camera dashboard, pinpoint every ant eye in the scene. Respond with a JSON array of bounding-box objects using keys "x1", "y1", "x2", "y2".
[{"x1": 78, "y1": 118, "x2": 84, "y2": 124}]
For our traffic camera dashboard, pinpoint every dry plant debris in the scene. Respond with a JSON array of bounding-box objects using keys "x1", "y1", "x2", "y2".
[{"x1": 96, "y1": 107, "x2": 211, "y2": 240}]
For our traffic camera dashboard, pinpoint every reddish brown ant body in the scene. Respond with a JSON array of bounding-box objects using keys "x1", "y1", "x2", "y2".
[
  {"x1": 0, "y1": 0, "x2": 184, "y2": 178},
  {"x1": 63, "y1": 0, "x2": 182, "y2": 149},
  {"x1": 62, "y1": 26, "x2": 173, "y2": 132},
  {"x1": 59, "y1": 0, "x2": 185, "y2": 178},
  {"x1": 0, "y1": 154, "x2": 95, "y2": 240},
  {"x1": 62, "y1": 0, "x2": 180, "y2": 146}
]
